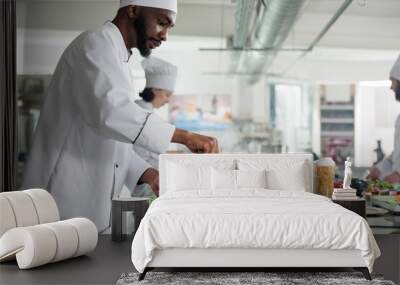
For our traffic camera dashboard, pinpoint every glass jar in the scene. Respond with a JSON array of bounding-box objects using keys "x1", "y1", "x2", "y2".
[{"x1": 315, "y1": 157, "x2": 336, "y2": 198}]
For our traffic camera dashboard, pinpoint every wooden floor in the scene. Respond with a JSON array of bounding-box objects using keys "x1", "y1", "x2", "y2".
[{"x1": 0, "y1": 235, "x2": 133, "y2": 285}]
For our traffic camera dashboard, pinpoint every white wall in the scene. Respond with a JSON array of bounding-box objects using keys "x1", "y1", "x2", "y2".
[
  {"x1": 250, "y1": 78, "x2": 268, "y2": 123},
  {"x1": 291, "y1": 13, "x2": 400, "y2": 50},
  {"x1": 275, "y1": 84, "x2": 312, "y2": 153},
  {"x1": 139, "y1": 36, "x2": 237, "y2": 96},
  {"x1": 21, "y1": 29, "x2": 81, "y2": 74},
  {"x1": 271, "y1": 48, "x2": 399, "y2": 83},
  {"x1": 310, "y1": 85, "x2": 321, "y2": 155},
  {"x1": 354, "y1": 81, "x2": 400, "y2": 167}
]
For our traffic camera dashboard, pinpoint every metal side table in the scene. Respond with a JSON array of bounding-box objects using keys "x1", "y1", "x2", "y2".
[{"x1": 111, "y1": 197, "x2": 150, "y2": 242}]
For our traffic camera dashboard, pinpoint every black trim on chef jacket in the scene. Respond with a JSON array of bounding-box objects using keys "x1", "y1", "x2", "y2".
[{"x1": 132, "y1": 112, "x2": 151, "y2": 145}]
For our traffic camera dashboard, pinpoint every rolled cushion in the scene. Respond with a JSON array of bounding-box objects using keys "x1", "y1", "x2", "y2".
[
  {"x1": 24, "y1": 189, "x2": 60, "y2": 224},
  {"x1": 0, "y1": 189, "x2": 59, "y2": 237},
  {"x1": 0, "y1": 191, "x2": 39, "y2": 227},
  {"x1": 0, "y1": 226, "x2": 57, "y2": 268},
  {"x1": 0, "y1": 218, "x2": 97, "y2": 269},
  {"x1": 0, "y1": 196, "x2": 17, "y2": 237},
  {"x1": 42, "y1": 221, "x2": 79, "y2": 262},
  {"x1": 64, "y1": 218, "x2": 98, "y2": 257}
]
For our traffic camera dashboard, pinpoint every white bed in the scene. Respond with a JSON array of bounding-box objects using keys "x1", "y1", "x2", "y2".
[{"x1": 131, "y1": 154, "x2": 380, "y2": 280}]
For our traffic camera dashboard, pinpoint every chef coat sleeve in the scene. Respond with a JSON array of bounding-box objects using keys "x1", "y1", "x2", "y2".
[
  {"x1": 392, "y1": 146, "x2": 400, "y2": 174},
  {"x1": 376, "y1": 154, "x2": 393, "y2": 179},
  {"x1": 125, "y1": 149, "x2": 153, "y2": 191},
  {"x1": 68, "y1": 35, "x2": 175, "y2": 154},
  {"x1": 378, "y1": 115, "x2": 400, "y2": 175},
  {"x1": 393, "y1": 116, "x2": 400, "y2": 173}
]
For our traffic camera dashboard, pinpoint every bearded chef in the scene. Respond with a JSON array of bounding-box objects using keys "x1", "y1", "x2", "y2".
[{"x1": 22, "y1": 0, "x2": 219, "y2": 232}]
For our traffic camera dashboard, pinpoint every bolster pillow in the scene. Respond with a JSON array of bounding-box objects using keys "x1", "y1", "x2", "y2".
[
  {"x1": 0, "y1": 218, "x2": 98, "y2": 269},
  {"x1": 0, "y1": 189, "x2": 60, "y2": 237}
]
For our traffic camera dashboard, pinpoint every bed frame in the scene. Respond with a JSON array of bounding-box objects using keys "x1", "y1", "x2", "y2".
[
  {"x1": 139, "y1": 249, "x2": 370, "y2": 280},
  {"x1": 138, "y1": 154, "x2": 372, "y2": 281}
]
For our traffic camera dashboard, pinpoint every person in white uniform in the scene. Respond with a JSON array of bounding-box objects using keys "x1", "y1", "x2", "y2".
[
  {"x1": 22, "y1": 0, "x2": 219, "y2": 233},
  {"x1": 368, "y1": 55, "x2": 400, "y2": 184},
  {"x1": 133, "y1": 56, "x2": 177, "y2": 196}
]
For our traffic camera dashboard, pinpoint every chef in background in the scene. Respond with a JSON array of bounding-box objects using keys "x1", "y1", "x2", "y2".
[
  {"x1": 133, "y1": 56, "x2": 177, "y2": 196},
  {"x1": 368, "y1": 55, "x2": 400, "y2": 184}
]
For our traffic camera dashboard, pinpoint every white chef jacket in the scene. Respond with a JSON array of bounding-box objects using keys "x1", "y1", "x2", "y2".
[
  {"x1": 21, "y1": 22, "x2": 175, "y2": 232},
  {"x1": 131, "y1": 99, "x2": 160, "y2": 197},
  {"x1": 133, "y1": 99, "x2": 160, "y2": 168},
  {"x1": 377, "y1": 113, "x2": 400, "y2": 178}
]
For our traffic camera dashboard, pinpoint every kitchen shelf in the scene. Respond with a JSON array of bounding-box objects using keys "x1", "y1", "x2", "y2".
[
  {"x1": 321, "y1": 104, "x2": 354, "y2": 111},
  {"x1": 242, "y1": 133, "x2": 271, "y2": 139},
  {"x1": 319, "y1": 84, "x2": 355, "y2": 165},
  {"x1": 321, "y1": 118, "x2": 354, "y2": 124},
  {"x1": 321, "y1": 131, "x2": 354, "y2": 137}
]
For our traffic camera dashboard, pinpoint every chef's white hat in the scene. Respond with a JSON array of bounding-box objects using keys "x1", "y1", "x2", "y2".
[
  {"x1": 142, "y1": 57, "x2": 178, "y2": 92},
  {"x1": 390, "y1": 55, "x2": 400, "y2": 81},
  {"x1": 120, "y1": 0, "x2": 177, "y2": 14}
]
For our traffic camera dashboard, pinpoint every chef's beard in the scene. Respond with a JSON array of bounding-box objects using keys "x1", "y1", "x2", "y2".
[{"x1": 134, "y1": 15, "x2": 151, "y2": 57}]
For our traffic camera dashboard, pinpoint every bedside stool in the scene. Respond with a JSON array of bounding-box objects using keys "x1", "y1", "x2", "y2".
[
  {"x1": 111, "y1": 197, "x2": 150, "y2": 242},
  {"x1": 332, "y1": 198, "x2": 366, "y2": 218}
]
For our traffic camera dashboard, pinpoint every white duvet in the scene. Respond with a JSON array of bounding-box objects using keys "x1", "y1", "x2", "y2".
[{"x1": 131, "y1": 190, "x2": 380, "y2": 273}]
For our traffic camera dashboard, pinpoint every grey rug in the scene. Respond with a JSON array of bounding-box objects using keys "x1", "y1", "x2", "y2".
[{"x1": 116, "y1": 272, "x2": 396, "y2": 285}]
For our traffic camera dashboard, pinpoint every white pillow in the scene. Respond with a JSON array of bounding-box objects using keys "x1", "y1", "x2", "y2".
[
  {"x1": 267, "y1": 168, "x2": 306, "y2": 191},
  {"x1": 211, "y1": 168, "x2": 236, "y2": 190},
  {"x1": 236, "y1": 169, "x2": 267, "y2": 189},
  {"x1": 211, "y1": 169, "x2": 268, "y2": 190},
  {"x1": 237, "y1": 159, "x2": 307, "y2": 191},
  {"x1": 167, "y1": 162, "x2": 211, "y2": 191}
]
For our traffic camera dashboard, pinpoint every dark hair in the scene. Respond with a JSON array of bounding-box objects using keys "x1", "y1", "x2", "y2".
[{"x1": 139, "y1": 87, "x2": 155, "y2": 102}]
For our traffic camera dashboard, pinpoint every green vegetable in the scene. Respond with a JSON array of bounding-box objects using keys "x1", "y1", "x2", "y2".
[
  {"x1": 368, "y1": 180, "x2": 395, "y2": 190},
  {"x1": 148, "y1": 194, "x2": 157, "y2": 205}
]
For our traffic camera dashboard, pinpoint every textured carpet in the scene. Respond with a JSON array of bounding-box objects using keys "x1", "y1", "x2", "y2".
[{"x1": 116, "y1": 271, "x2": 396, "y2": 285}]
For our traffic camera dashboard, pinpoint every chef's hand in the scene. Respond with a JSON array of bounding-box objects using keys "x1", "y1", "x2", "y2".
[
  {"x1": 383, "y1": 171, "x2": 400, "y2": 184},
  {"x1": 138, "y1": 168, "x2": 159, "y2": 196},
  {"x1": 366, "y1": 167, "x2": 381, "y2": 180},
  {"x1": 172, "y1": 129, "x2": 219, "y2": 153},
  {"x1": 185, "y1": 132, "x2": 219, "y2": 153}
]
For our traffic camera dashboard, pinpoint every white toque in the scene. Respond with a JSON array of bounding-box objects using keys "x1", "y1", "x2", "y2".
[
  {"x1": 120, "y1": 0, "x2": 177, "y2": 14},
  {"x1": 142, "y1": 57, "x2": 178, "y2": 92}
]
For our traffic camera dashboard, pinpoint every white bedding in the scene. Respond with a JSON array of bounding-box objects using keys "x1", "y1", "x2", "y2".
[{"x1": 131, "y1": 190, "x2": 380, "y2": 273}]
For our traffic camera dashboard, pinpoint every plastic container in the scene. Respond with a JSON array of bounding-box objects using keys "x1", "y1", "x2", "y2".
[{"x1": 315, "y1": 157, "x2": 336, "y2": 198}]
